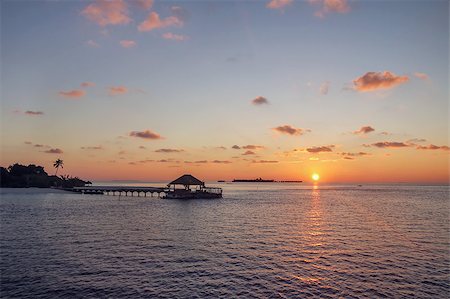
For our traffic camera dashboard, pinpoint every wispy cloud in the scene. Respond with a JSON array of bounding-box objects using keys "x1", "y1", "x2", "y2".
[
  {"x1": 81, "y1": 146, "x2": 103, "y2": 150},
  {"x1": 353, "y1": 126, "x2": 375, "y2": 135},
  {"x1": 81, "y1": 82, "x2": 95, "y2": 88},
  {"x1": 306, "y1": 145, "x2": 335, "y2": 153},
  {"x1": 242, "y1": 150, "x2": 256, "y2": 155},
  {"x1": 138, "y1": 11, "x2": 183, "y2": 32},
  {"x1": 407, "y1": 138, "x2": 426, "y2": 143},
  {"x1": 231, "y1": 145, "x2": 241, "y2": 149},
  {"x1": 251, "y1": 160, "x2": 278, "y2": 163},
  {"x1": 129, "y1": 130, "x2": 163, "y2": 140},
  {"x1": 59, "y1": 90, "x2": 86, "y2": 98},
  {"x1": 136, "y1": 0, "x2": 153, "y2": 10},
  {"x1": 310, "y1": 0, "x2": 351, "y2": 18},
  {"x1": 108, "y1": 86, "x2": 128, "y2": 96},
  {"x1": 82, "y1": 0, "x2": 131, "y2": 27},
  {"x1": 368, "y1": 142, "x2": 410, "y2": 148},
  {"x1": 155, "y1": 148, "x2": 184, "y2": 153},
  {"x1": 319, "y1": 81, "x2": 329, "y2": 95},
  {"x1": 162, "y1": 32, "x2": 188, "y2": 41},
  {"x1": 266, "y1": 0, "x2": 293, "y2": 10},
  {"x1": 416, "y1": 144, "x2": 450, "y2": 151},
  {"x1": 353, "y1": 71, "x2": 409, "y2": 92},
  {"x1": 340, "y1": 152, "x2": 369, "y2": 160},
  {"x1": 414, "y1": 72, "x2": 429, "y2": 80},
  {"x1": 273, "y1": 125, "x2": 309, "y2": 136},
  {"x1": 120, "y1": 40, "x2": 136, "y2": 48},
  {"x1": 44, "y1": 148, "x2": 63, "y2": 154},
  {"x1": 242, "y1": 145, "x2": 265, "y2": 150},
  {"x1": 25, "y1": 111, "x2": 44, "y2": 116},
  {"x1": 251, "y1": 96, "x2": 269, "y2": 105},
  {"x1": 211, "y1": 160, "x2": 232, "y2": 164},
  {"x1": 86, "y1": 40, "x2": 100, "y2": 48}
]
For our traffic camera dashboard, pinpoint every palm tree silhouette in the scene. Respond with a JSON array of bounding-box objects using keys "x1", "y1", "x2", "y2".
[{"x1": 53, "y1": 159, "x2": 64, "y2": 176}]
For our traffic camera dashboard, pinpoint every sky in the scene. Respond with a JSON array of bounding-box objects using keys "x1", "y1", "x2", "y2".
[{"x1": 0, "y1": 0, "x2": 449, "y2": 183}]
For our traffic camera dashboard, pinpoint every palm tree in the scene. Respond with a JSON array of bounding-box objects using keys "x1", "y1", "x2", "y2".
[{"x1": 53, "y1": 159, "x2": 64, "y2": 176}]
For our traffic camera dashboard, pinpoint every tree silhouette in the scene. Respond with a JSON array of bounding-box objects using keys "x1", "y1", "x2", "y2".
[{"x1": 53, "y1": 159, "x2": 64, "y2": 176}]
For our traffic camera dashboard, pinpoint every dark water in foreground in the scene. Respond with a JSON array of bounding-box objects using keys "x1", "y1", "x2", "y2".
[{"x1": 1, "y1": 184, "x2": 449, "y2": 298}]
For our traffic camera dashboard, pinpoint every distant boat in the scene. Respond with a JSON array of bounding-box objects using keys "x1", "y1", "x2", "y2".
[
  {"x1": 217, "y1": 180, "x2": 225, "y2": 182},
  {"x1": 233, "y1": 178, "x2": 274, "y2": 183}
]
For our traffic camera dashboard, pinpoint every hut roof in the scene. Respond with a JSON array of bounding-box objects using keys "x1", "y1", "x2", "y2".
[{"x1": 169, "y1": 174, "x2": 204, "y2": 186}]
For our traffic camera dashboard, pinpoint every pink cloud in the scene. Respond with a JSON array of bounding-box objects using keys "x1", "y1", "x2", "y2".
[
  {"x1": 353, "y1": 71, "x2": 409, "y2": 92},
  {"x1": 44, "y1": 148, "x2": 63, "y2": 154},
  {"x1": 242, "y1": 150, "x2": 256, "y2": 155},
  {"x1": 242, "y1": 145, "x2": 265, "y2": 150},
  {"x1": 108, "y1": 86, "x2": 128, "y2": 96},
  {"x1": 370, "y1": 142, "x2": 410, "y2": 148},
  {"x1": 273, "y1": 125, "x2": 309, "y2": 136},
  {"x1": 120, "y1": 40, "x2": 136, "y2": 48},
  {"x1": 266, "y1": 0, "x2": 293, "y2": 10},
  {"x1": 353, "y1": 126, "x2": 375, "y2": 135},
  {"x1": 81, "y1": 146, "x2": 103, "y2": 150},
  {"x1": 251, "y1": 96, "x2": 269, "y2": 105},
  {"x1": 414, "y1": 72, "x2": 429, "y2": 80},
  {"x1": 81, "y1": 82, "x2": 95, "y2": 88},
  {"x1": 251, "y1": 160, "x2": 278, "y2": 163},
  {"x1": 319, "y1": 81, "x2": 329, "y2": 95},
  {"x1": 59, "y1": 90, "x2": 86, "y2": 98},
  {"x1": 25, "y1": 111, "x2": 44, "y2": 116},
  {"x1": 306, "y1": 145, "x2": 335, "y2": 153},
  {"x1": 416, "y1": 144, "x2": 450, "y2": 151},
  {"x1": 162, "y1": 32, "x2": 188, "y2": 41},
  {"x1": 129, "y1": 130, "x2": 163, "y2": 140},
  {"x1": 211, "y1": 160, "x2": 232, "y2": 164},
  {"x1": 136, "y1": 0, "x2": 153, "y2": 10},
  {"x1": 81, "y1": 0, "x2": 131, "y2": 27},
  {"x1": 310, "y1": 0, "x2": 351, "y2": 18},
  {"x1": 155, "y1": 148, "x2": 184, "y2": 153},
  {"x1": 138, "y1": 12, "x2": 183, "y2": 32}
]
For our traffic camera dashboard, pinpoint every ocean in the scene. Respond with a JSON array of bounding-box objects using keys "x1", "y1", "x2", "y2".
[{"x1": 1, "y1": 184, "x2": 449, "y2": 298}]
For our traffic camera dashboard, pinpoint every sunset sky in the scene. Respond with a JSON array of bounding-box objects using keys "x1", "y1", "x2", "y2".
[{"x1": 1, "y1": 0, "x2": 448, "y2": 183}]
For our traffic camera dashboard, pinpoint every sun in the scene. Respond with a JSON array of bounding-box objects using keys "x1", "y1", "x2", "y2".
[{"x1": 312, "y1": 173, "x2": 320, "y2": 181}]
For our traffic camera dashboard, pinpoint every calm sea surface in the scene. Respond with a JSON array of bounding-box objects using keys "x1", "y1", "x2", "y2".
[{"x1": 1, "y1": 184, "x2": 449, "y2": 298}]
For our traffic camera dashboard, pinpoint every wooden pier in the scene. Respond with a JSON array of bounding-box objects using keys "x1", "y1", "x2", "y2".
[{"x1": 72, "y1": 186, "x2": 167, "y2": 197}]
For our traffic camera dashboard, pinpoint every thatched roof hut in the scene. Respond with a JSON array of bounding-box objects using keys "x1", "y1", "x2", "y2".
[{"x1": 168, "y1": 174, "x2": 204, "y2": 189}]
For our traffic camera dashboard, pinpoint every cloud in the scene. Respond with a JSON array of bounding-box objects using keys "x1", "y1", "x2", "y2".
[
  {"x1": 24, "y1": 141, "x2": 32, "y2": 145},
  {"x1": 353, "y1": 71, "x2": 409, "y2": 92},
  {"x1": 139, "y1": 146, "x2": 146, "y2": 149},
  {"x1": 44, "y1": 148, "x2": 63, "y2": 154},
  {"x1": 86, "y1": 40, "x2": 100, "y2": 48},
  {"x1": 120, "y1": 40, "x2": 136, "y2": 48},
  {"x1": 155, "y1": 148, "x2": 184, "y2": 153},
  {"x1": 319, "y1": 81, "x2": 329, "y2": 95},
  {"x1": 211, "y1": 160, "x2": 232, "y2": 164},
  {"x1": 81, "y1": 82, "x2": 95, "y2": 88},
  {"x1": 138, "y1": 12, "x2": 183, "y2": 32},
  {"x1": 185, "y1": 160, "x2": 208, "y2": 164},
  {"x1": 407, "y1": 138, "x2": 426, "y2": 143},
  {"x1": 416, "y1": 144, "x2": 450, "y2": 151},
  {"x1": 81, "y1": 0, "x2": 131, "y2": 27},
  {"x1": 108, "y1": 86, "x2": 128, "y2": 95},
  {"x1": 340, "y1": 152, "x2": 369, "y2": 157},
  {"x1": 25, "y1": 111, "x2": 44, "y2": 116},
  {"x1": 379, "y1": 131, "x2": 391, "y2": 136},
  {"x1": 251, "y1": 96, "x2": 269, "y2": 105},
  {"x1": 81, "y1": 146, "x2": 103, "y2": 150},
  {"x1": 59, "y1": 90, "x2": 86, "y2": 98},
  {"x1": 215, "y1": 146, "x2": 227, "y2": 150},
  {"x1": 369, "y1": 142, "x2": 410, "y2": 148},
  {"x1": 414, "y1": 72, "x2": 429, "y2": 80},
  {"x1": 251, "y1": 160, "x2": 278, "y2": 163},
  {"x1": 306, "y1": 145, "x2": 334, "y2": 153},
  {"x1": 353, "y1": 126, "x2": 375, "y2": 135},
  {"x1": 242, "y1": 150, "x2": 256, "y2": 155},
  {"x1": 129, "y1": 130, "x2": 163, "y2": 140},
  {"x1": 162, "y1": 32, "x2": 188, "y2": 41},
  {"x1": 231, "y1": 145, "x2": 241, "y2": 149},
  {"x1": 273, "y1": 125, "x2": 308, "y2": 136},
  {"x1": 242, "y1": 145, "x2": 265, "y2": 150},
  {"x1": 266, "y1": 0, "x2": 293, "y2": 10},
  {"x1": 136, "y1": 0, "x2": 153, "y2": 10},
  {"x1": 34, "y1": 144, "x2": 45, "y2": 148},
  {"x1": 310, "y1": 0, "x2": 351, "y2": 18}
]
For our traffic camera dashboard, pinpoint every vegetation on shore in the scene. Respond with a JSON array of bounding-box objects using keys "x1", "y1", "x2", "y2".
[{"x1": 0, "y1": 161, "x2": 90, "y2": 188}]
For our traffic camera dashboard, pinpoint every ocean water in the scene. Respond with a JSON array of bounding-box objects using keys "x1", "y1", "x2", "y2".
[{"x1": 1, "y1": 184, "x2": 449, "y2": 298}]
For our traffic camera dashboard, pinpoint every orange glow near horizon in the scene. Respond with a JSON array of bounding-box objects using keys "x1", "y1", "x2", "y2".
[{"x1": 312, "y1": 173, "x2": 320, "y2": 181}]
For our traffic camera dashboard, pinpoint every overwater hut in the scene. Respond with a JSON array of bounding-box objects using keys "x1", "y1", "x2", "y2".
[{"x1": 165, "y1": 174, "x2": 222, "y2": 199}]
